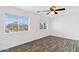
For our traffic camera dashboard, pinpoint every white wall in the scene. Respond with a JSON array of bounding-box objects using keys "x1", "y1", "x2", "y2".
[
  {"x1": 51, "y1": 6, "x2": 79, "y2": 40},
  {"x1": 1, "y1": 6, "x2": 79, "y2": 51},
  {"x1": 0, "y1": 7, "x2": 51, "y2": 51}
]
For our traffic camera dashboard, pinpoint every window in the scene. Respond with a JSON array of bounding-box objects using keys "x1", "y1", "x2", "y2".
[
  {"x1": 40, "y1": 20, "x2": 48, "y2": 29},
  {"x1": 5, "y1": 13, "x2": 29, "y2": 33}
]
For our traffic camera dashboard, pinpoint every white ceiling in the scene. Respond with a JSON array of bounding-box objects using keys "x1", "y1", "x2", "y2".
[{"x1": 14, "y1": 6, "x2": 79, "y2": 19}]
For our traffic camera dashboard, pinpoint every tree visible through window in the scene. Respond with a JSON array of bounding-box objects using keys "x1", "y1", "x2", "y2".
[{"x1": 5, "y1": 13, "x2": 29, "y2": 33}]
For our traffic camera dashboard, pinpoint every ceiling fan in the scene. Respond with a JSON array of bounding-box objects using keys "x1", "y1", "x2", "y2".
[{"x1": 37, "y1": 6, "x2": 65, "y2": 15}]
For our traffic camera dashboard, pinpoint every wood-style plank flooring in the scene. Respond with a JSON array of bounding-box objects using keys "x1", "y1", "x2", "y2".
[{"x1": 1, "y1": 36, "x2": 79, "y2": 52}]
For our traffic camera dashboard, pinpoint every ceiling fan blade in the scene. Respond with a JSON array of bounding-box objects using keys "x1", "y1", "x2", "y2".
[
  {"x1": 42, "y1": 10, "x2": 50, "y2": 12},
  {"x1": 55, "y1": 8, "x2": 65, "y2": 11},
  {"x1": 37, "y1": 11, "x2": 40, "y2": 13},
  {"x1": 54, "y1": 11, "x2": 58, "y2": 14},
  {"x1": 37, "y1": 10, "x2": 49, "y2": 13},
  {"x1": 46, "y1": 12, "x2": 50, "y2": 15}
]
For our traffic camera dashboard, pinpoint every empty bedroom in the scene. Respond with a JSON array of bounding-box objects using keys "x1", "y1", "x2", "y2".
[{"x1": 0, "y1": 6, "x2": 79, "y2": 52}]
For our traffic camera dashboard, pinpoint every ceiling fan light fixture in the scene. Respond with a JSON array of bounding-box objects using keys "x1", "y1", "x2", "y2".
[{"x1": 37, "y1": 5, "x2": 65, "y2": 15}]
